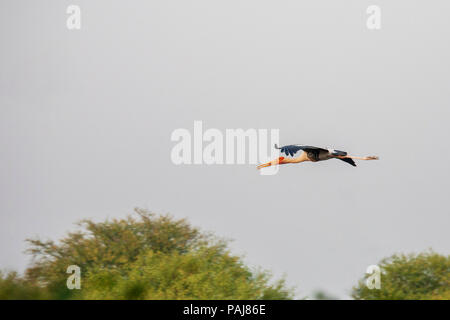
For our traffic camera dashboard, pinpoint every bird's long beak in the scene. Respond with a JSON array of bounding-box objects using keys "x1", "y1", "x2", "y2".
[
  {"x1": 257, "y1": 162, "x2": 272, "y2": 170},
  {"x1": 257, "y1": 157, "x2": 285, "y2": 170}
]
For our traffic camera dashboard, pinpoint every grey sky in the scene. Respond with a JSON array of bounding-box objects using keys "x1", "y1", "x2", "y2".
[{"x1": 1, "y1": 1, "x2": 449, "y2": 298}]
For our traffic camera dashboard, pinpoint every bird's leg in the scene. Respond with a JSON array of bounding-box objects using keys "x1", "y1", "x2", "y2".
[
  {"x1": 257, "y1": 154, "x2": 308, "y2": 169},
  {"x1": 339, "y1": 155, "x2": 379, "y2": 160}
]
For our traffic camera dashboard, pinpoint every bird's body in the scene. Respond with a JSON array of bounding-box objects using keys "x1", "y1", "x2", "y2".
[{"x1": 257, "y1": 144, "x2": 378, "y2": 169}]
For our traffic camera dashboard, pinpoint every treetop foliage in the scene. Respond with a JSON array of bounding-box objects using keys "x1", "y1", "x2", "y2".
[
  {"x1": 3, "y1": 208, "x2": 293, "y2": 300},
  {"x1": 352, "y1": 251, "x2": 450, "y2": 300}
]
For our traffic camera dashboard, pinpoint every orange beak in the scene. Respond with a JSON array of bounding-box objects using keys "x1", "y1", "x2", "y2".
[
  {"x1": 257, "y1": 162, "x2": 271, "y2": 170},
  {"x1": 257, "y1": 157, "x2": 285, "y2": 170}
]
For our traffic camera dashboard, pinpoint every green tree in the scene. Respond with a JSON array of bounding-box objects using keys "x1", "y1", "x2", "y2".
[
  {"x1": 21, "y1": 208, "x2": 293, "y2": 300},
  {"x1": 352, "y1": 251, "x2": 450, "y2": 300}
]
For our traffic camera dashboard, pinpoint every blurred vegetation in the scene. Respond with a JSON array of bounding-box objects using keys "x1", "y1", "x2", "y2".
[
  {"x1": 1, "y1": 208, "x2": 449, "y2": 300},
  {"x1": 352, "y1": 251, "x2": 450, "y2": 300},
  {"x1": 0, "y1": 271, "x2": 51, "y2": 299},
  {"x1": 1, "y1": 208, "x2": 293, "y2": 300},
  {"x1": 311, "y1": 290, "x2": 338, "y2": 300}
]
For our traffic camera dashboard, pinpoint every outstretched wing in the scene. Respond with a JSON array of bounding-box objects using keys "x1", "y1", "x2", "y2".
[
  {"x1": 277, "y1": 145, "x2": 304, "y2": 156},
  {"x1": 275, "y1": 144, "x2": 328, "y2": 157}
]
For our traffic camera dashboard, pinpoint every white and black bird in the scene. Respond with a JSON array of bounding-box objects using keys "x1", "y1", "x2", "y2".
[{"x1": 257, "y1": 144, "x2": 378, "y2": 169}]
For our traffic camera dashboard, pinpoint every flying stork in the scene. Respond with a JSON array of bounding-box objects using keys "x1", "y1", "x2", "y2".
[{"x1": 257, "y1": 144, "x2": 379, "y2": 169}]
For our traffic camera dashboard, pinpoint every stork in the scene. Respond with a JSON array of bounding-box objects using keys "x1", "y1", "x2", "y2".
[{"x1": 257, "y1": 144, "x2": 378, "y2": 169}]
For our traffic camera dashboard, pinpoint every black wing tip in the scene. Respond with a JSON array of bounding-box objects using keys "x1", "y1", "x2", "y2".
[{"x1": 339, "y1": 158, "x2": 357, "y2": 167}]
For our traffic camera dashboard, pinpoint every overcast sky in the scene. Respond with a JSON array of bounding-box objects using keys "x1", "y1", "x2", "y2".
[{"x1": 1, "y1": 1, "x2": 449, "y2": 298}]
